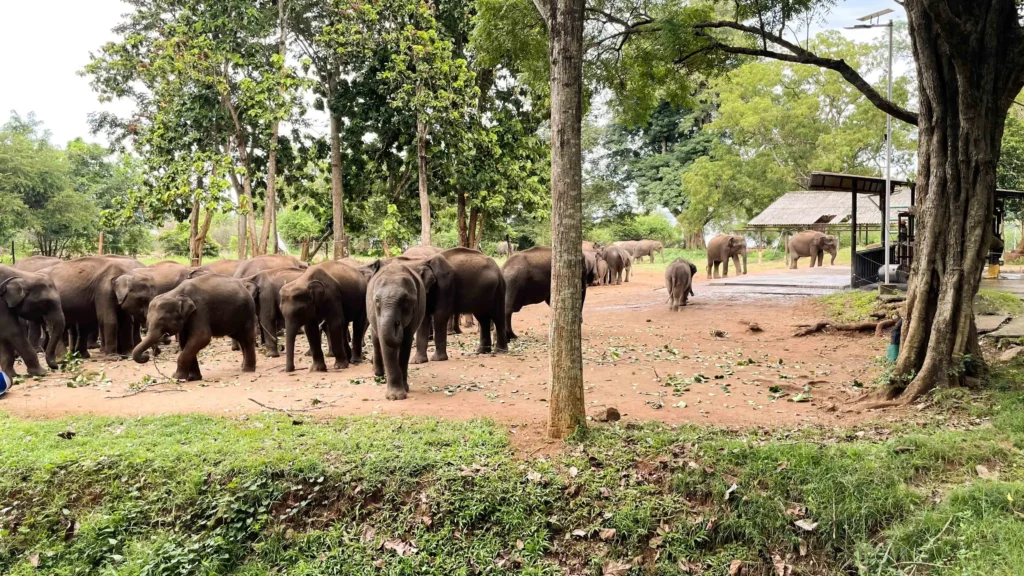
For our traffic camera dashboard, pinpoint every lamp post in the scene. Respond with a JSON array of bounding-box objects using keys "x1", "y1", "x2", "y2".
[{"x1": 848, "y1": 8, "x2": 895, "y2": 286}]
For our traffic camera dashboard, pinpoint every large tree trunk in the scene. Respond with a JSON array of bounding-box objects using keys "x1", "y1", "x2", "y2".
[
  {"x1": 457, "y1": 191, "x2": 468, "y2": 247},
  {"x1": 468, "y1": 207, "x2": 479, "y2": 249},
  {"x1": 882, "y1": 1, "x2": 1024, "y2": 403},
  {"x1": 536, "y1": 0, "x2": 586, "y2": 439},
  {"x1": 417, "y1": 117, "x2": 431, "y2": 246},
  {"x1": 328, "y1": 81, "x2": 347, "y2": 259},
  {"x1": 261, "y1": 0, "x2": 286, "y2": 256}
]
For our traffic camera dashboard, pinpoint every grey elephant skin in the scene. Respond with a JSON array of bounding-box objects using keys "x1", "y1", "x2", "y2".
[
  {"x1": 584, "y1": 249, "x2": 605, "y2": 286},
  {"x1": 602, "y1": 245, "x2": 631, "y2": 284},
  {"x1": 13, "y1": 255, "x2": 62, "y2": 273},
  {"x1": 402, "y1": 245, "x2": 443, "y2": 260},
  {"x1": 439, "y1": 247, "x2": 509, "y2": 354},
  {"x1": 233, "y1": 254, "x2": 307, "y2": 278},
  {"x1": 0, "y1": 266, "x2": 66, "y2": 378},
  {"x1": 786, "y1": 230, "x2": 838, "y2": 268},
  {"x1": 281, "y1": 260, "x2": 368, "y2": 373},
  {"x1": 665, "y1": 259, "x2": 697, "y2": 311},
  {"x1": 192, "y1": 259, "x2": 241, "y2": 277},
  {"x1": 634, "y1": 240, "x2": 664, "y2": 263},
  {"x1": 245, "y1": 267, "x2": 305, "y2": 357},
  {"x1": 367, "y1": 263, "x2": 427, "y2": 401},
  {"x1": 495, "y1": 242, "x2": 517, "y2": 257},
  {"x1": 48, "y1": 257, "x2": 149, "y2": 357},
  {"x1": 132, "y1": 274, "x2": 257, "y2": 381},
  {"x1": 502, "y1": 247, "x2": 592, "y2": 340},
  {"x1": 706, "y1": 234, "x2": 748, "y2": 278}
]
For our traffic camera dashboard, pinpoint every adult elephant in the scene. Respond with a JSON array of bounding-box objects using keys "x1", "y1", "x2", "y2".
[
  {"x1": 13, "y1": 256, "x2": 62, "y2": 273},
  {"x1": 233, "y1": 254, "x2": 307, "y2": 278},
  {"x1": 786, "y1": 230, "x2": 839, "y2": 269},
  {"x1": 367, "y1": 263, "x2": 427, "y2": 401},
  {"x1": 246, "y1": 267, "x2": 305, "y2": 357},
  {"x1": 495, "y1": 241, "x2": 517, "y2": 257},
  {"x1": 582, "y1": 241, "x2": 602, "y2": 251},
  {"x1": 132, "y1": 274, "x2": 257, "y2": 381},
  {"x1": 503, "y1": 247, "x2": 591, "y2": 340},
  {"x1": 403, "y1": 245, "x2": 442, "y2": 259},
  {"x1": 584, "y1": 249, "x2": 604, "y2": 286},
  {"x1": 439, "y1": 247, "x2": 509, "y2": 355},
  {"x1": 48, "y1": 257, "x2": 145, "y2": 357},
  {"x1": 0, "y1": 266, "x2": 65, "y2": 378},
  {"x1": 613, "y1": 240, "x2": 639, "y2": 260},
  {"x1": 706, "y1": 235, "x2": 748, "y2": 279},
  {"x1": 602, "y1": 245, "x2": 631, "y2": 285},
  {"x1": 192, "y1": 259, "x2": 241, "y2": 277},
  {"x1": 101, "y1": 255, "x2": 146, "y2": 269},
  {"x1": 281, "y1": 260, "x2": 368, "y2": 372},
  {"x1": 113, "y1": 263, "x2": 195, "y2": 322},
  {"x1": 636, "y1": 240, "x2": 665, "y2": 263}
]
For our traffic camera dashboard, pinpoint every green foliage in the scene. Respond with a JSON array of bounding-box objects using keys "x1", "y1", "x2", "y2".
[
  {"x1": 277, "y1": 209, "x2": 321, "y2": 248},
  {"x1": 157, "y1": 222, "x2": 221, "y2": 258},
  {"x1": 587, "y1": 214, "x2": 680, "y2": 246}
]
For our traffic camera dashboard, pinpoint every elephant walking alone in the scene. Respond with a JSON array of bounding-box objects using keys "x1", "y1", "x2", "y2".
[
  {"x1": 786, "y1": 230, "x2": 839, "y2": 268},
  {"x1": 665, "y1": 259, "x2": 697, "y2": 311},
  {"x1": 706, "y1": 235, "x2": 748, "y2": 279}
]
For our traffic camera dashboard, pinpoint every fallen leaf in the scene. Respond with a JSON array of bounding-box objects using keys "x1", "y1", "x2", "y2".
[
  {"x1": 728, "y1": 559, "x2": 744, "y2": 575},
  {"x1": 799, "y1": 538, "x2": 807, "y2": 557},
  {"x1": 360, "y1": 525, "x2": 376, "y2": 543},
  {"x1": 382, "y1": 539, "x2": 418, "y2": 557},
  {"x1": 603, "y1": 560, "x2": 632, "y2": 576},
  {"x1": 572, "y1": 529, "x2": 588, "y2": 538},
  {"x1": 678, "y1": 560, "x2": 701, "y2": 573},
  {"x1": 649, "y1": 535, "x2": 664, "y2": 548},
  {"x1": 526, "y1": 471, "x2": 545, "y2": 484},
  {"x1": 564, "y1": 484, "x2": 580, "y2": 497},
  {"x1": 976, "y1": 464, "x2": 1000, "y2": 480},
  {"x1": 516, "y1": 539, "x2": 524, "y2": 550},
  {"x1": 28, "y1": 553, "x2": 40, "y2": 568},
  {"x1": 420, "y1": 516, "x2": 432, "y2": 527},
  {"x1": 569, "y1": 466, "x2": 579, "y2": 477},
  {"x1": 599, "y1": 528, "x2": 617, "y2": 541},
  {"x1": 794, "y1": 519, "x2": 819, "y2": 532},
  {"x1": 599, "y1": 487, "x2": 612, "y2": 497},
  {"x1": 772, "y1": 554, "x2": 790, "y2": 576}
]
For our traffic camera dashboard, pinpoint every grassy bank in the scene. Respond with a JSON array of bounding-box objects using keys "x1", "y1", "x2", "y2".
[{"x1": 3, "y1": 377, "x2": 1024, "y2": 575}]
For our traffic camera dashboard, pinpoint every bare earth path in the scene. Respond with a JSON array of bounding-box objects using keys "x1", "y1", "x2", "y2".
[{"x1": 3, "y1": 267, "x2": 890, "y2": 446}]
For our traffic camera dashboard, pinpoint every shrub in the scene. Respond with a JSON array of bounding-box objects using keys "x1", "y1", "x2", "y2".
[{"x1": 157, "y1": 222, "x2": 220, "y2": 258}]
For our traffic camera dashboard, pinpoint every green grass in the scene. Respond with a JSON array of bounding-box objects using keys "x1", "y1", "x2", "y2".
[
  {"x1": 4, "y1": 370, "x2": 1024, "y2": 576},
  {"x1": 818, "y1": 290, "x2": 886, "y2": 323},
  {"x1": 975, "y1": 289, "x2": 1024, "y2": 316}
]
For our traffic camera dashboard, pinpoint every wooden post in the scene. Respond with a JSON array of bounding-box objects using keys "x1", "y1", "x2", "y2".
[
  {"x1": 98, "y1": 232, "x2": 104, "y2": 255},
  {"x1": 11, "y1": 240, "x2": 15, "y2": 265},
  {"x1": 301, "y1": 239, "x2": 310, "y2": 262}
]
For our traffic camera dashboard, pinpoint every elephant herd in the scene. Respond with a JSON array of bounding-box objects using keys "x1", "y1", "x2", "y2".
[{"x1": 0, "y1": 248, "x2": 514, "y2": 402}]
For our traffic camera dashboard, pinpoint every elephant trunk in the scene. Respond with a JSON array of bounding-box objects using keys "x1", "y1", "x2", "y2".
[
  {"x1": 43, "y1": 309, "x2": 65, "y2": 370},
  {"x1": 132, "y1": 330, "x2": 162, "y2": 364},
  {"x1": 829, "y1": 249, "x2": 837, "y2": 266},
  {"x1": 285, "y1": 321, "x2": 299, "y2": 372},
  {"x1": 741, "y1": 246, "x2": 748, "y2": 274},
  {"x1": 379, "y1": 312, "x2": 405, "y2": 349}
]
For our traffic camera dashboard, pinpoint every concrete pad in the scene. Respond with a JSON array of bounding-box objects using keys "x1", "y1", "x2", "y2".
[
  {"x1": 987, "y1": 316, "x2": 1024, "y2": 339},
  {"x1": 976, "y1": 315, "x2": 1009, "y2": 335},
  {"x1": 710, "y1": 266, "x2": 851, "y2": 292}
]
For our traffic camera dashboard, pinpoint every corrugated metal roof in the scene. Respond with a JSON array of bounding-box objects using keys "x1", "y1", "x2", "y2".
[{"x1": 747, "y1": 190, "x2": 912, "y2": 227}]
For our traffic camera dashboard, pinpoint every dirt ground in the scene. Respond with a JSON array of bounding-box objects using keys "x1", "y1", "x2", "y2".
[{"x1": 3, "y1": 266, "x2": 895, "y2": 447}]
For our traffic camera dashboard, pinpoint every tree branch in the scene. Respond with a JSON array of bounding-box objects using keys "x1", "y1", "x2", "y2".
[
  {"x1": 532, "y1": 0, "x2": 550, "y2": 25},
  {"x1": 692, "y1": 21, "x2": 919, "y2": 126}
]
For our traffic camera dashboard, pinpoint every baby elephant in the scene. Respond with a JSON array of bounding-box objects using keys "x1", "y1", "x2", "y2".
[
  {"x1": 132, "y1": 274, "x2": 257, "y2": 381},
  {"x1": 367, "y1": 263, "x2": 426, "y2": 401},
  {"x1": 665, "y1": 258, "x2": 697, "y2": 311}
]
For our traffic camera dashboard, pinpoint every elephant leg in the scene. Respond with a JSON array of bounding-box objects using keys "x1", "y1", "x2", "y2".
[
  {"x1": 0, "y1": 341, "x2": 16, "y2": 378},
  {"x1": 731, "y1": 255, "x2": 741, "y2": 276},
  {"x1": 87, "y1": 328, "x2": 99, "y2": 350},
  {"x1": 476, "y1": 315, "x2": 493, "y2": 354},
  {"x1": 9, "y1": 330, "x2": 46, "y2": 377},
  {"x1": 382, "y1": 338, "x2": 406, "y2": 401},
  {"x1": 491, "y1": 302, "x2": 508, "y2": 354},
  {"x1": 306, "y1": 320, "x2": 327, "y2": 372},
  {"x1": 399, "y1": 326, "x2": 414, "y2": 393},
  {"x1": 327, "y1": 322, "x2": 349, "y2": 370},
  {"x1": 706, "y1": 262, "x2": 713, "y2": 280},
  {"x1": 172, "y1": 331, "x2": 201, "y2": 381},
  {"x1": 371, "y1": 330, "x2": 384, "y2": 378},
  {"x1": 411, "y1": 314, "x2": 430, "y2": 364},
  {"x1": 448, "y1": 314, "x2": 462, "y2": 335},
  {"x1": 722, "y1": 256, "x2": 730, "y2": 278},
  {"x1": 72, "y1": 325, "x2": 90, "y2": 359},
  {"x1": 430, "y1": 311, "x2": 450, "y2": 361},
  {"x1": 506, "y1": 310, "x2": 517, "y2": 341},
  {"x1": 99, "y1": 316, "x2": 119, "y2": 356},
  {"x1": 260, "y1": 300, "x2": 279, "y2": 357},
  {"x1": 238, "y1": 328, "x2": 257, "y2": 373},
  {"x1": 351, "y1": 317, "x2": 366, "y2": 364}
]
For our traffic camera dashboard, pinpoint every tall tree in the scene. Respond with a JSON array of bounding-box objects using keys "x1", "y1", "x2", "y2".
[{"x1": 532, "y1": 0, "x2": 587, "y2": 439}]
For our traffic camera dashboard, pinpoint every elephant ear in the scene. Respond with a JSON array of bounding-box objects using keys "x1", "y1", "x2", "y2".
[
  {"x1": 244, "y1": 280, "x2": 260, "y2": 306},
  {"x1": 688, "y1": 262, "x2": 698, "y2": 275},
  {"x1": 415, "y1": 262, "x2": 437, "y2": 292},
  {"x1": 177, "y1": 295, "x2": 197, "y2": 320},
  {"x1": 307, "y1": 280, "x2": 327, "y2": 308},
  {"x1": 0, "y1": 277, "x2": 27, "y2": 308},
  {"x1": 113, "y1": 275, "x2": 133, "y2": 305}
]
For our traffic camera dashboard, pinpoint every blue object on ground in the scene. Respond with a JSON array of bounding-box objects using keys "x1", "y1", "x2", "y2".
[{"x1": 0, "y1": 371, "x2": 10, "y2": 397}]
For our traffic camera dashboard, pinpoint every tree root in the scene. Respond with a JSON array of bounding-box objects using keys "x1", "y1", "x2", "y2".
[{"x1": 793, "y1": 319, "x2": 898, "y2": 337}]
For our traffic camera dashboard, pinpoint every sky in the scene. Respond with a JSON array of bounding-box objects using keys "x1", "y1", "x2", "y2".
[{"x1": 0, "y1": 0, "x2": 901, "y2": 147}]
